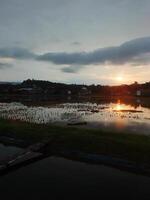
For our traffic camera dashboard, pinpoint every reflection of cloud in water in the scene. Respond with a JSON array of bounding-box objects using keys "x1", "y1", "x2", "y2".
[{"x1": 0, "y1": 102, "x2": 150, "y2": 135}]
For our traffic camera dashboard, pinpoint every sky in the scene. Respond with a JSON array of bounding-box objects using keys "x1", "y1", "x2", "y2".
[{"x1": 0, "y1": 0, "x2": 150, "y2": 85}]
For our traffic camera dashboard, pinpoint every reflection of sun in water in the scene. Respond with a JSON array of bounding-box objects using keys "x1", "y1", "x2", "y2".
[
  {"x1": 116, "y1": 104, "x2": 122, "y2": 111},
  {"x1": 115, "y1": 100, "x2": 123, "y2": 111},
  {"x1": 113, "y1": 100, "x2": 128, "y2": 111},
  {"x1": 114, "y1": 103, "x2": 127, "y2": 112},
  {"x1": 113, "y1": 102, "x2": 135, "y2": 112}
]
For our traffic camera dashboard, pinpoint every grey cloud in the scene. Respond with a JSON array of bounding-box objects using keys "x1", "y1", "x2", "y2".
[
  {"x1": 37, "y1": 52, "x2": 85, "y2": 65},
  {"x1": 61, "y1": 67, "x2": 75, "y2": 73},
  {"x1": 1, "y1": 37, "x2": 150, "y2": 71},
  {"x1": 62, "y1": 65, "x2": 83, "y2": 73},
  {"x1": 37, "y1": 37, "x2": 150, "y2": 66},
  {"x1": 0, "y1": 62, "x2": 13, "y2": 69},
  {"x1": 0, "y1": 47, "x2": 35, "y2": 59},
  {"x1": 71, "y1": 41, "x2": 81, "y2": 46}
]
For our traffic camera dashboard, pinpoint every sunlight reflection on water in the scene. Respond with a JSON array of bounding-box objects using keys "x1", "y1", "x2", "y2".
[{"x1": 0, "y1": 101, "x2": 150, "y2": 134}]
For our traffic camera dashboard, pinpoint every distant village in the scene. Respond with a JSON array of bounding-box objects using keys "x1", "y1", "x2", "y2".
[{"x1": 0, "y1": 79, "x2": 150, "y2": 100}]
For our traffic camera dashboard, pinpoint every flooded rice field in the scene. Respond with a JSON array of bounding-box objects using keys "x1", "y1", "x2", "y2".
[{"x1": 0, "y1": 99, "x2": 150, "y2": 135}]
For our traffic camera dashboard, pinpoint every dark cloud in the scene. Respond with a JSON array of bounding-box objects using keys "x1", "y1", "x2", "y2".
[
  {"x1": 37, "y1": 52, "x2": 85, "y2": 65},
  {"x1": 1, "y1": 37, "x2": 150, "y2": 73},
  {"x1": 0, "y1": 62, "x2": 13, "y2": 69},
  {"x1": 71, "y1": 41, "x2": 81, "y2": 46},
  {"x1": 0, "y1": 47, "x2": 35, "y2": 59},
  {"x1": 37, "y1": 37, "x2": 150, "y2": 67},
  {"x1": 61, "y1": 67, "x2": 75, "y2": 73},
  {"x1": 62, "y1": 65, "x2": 83, "y2": 73}
]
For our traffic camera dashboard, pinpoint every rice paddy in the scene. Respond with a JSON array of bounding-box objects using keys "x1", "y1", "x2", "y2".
[{"x1": 0, "y1": 101, "x2": 150, "y2": 135}]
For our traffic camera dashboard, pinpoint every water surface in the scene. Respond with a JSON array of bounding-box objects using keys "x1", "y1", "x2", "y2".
[
  {"x1": 0, "y1": 143, "x2": 23, "y2": 163},
  {"x1": 0, "y1": 156, "x2": 150, "y2": 199},
  {"x1": 0, "y1": 98, "x2": 150, "y2": 134}
]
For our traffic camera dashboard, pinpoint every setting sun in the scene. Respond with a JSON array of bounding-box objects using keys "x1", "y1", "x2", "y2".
[{"x1": 116, "y1": 76, "x2": 123, "y2": 82}]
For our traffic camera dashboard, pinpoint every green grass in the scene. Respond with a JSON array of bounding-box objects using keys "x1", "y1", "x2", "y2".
[{"x1": 0, "y1": 118, "x2": 150, "y2": 165}]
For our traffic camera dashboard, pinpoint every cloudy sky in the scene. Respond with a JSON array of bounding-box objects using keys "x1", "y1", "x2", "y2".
[{"x1": 0, "y1": 0, "x2": 150, "y2": 85}]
